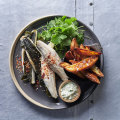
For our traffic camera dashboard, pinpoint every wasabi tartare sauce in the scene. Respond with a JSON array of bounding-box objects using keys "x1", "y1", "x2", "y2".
[{"x1": 60, "y1": 81, "x2": 78, "y2": 100}]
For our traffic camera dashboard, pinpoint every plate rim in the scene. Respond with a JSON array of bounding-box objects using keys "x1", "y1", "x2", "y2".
[{"x1": 9, "y1": 14, "x2": 104, "y2": 110}]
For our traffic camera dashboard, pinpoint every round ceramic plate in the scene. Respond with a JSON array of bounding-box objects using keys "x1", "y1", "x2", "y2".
[{"x1": 9, "y1": 15, "x2": 104, "y2": 109}]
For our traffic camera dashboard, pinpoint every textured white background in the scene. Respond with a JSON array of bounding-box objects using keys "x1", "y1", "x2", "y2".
[{"x1": 0, "y1": 0, "x2": 120, "y2": 120}]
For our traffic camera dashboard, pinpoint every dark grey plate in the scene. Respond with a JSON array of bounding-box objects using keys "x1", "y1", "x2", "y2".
[{"x1": 9, "y1": 15, "x2": 104, "y2": 109}]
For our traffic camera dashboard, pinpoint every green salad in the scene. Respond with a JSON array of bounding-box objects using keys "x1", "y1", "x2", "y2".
[{"x1": 37, "y1": 16, "x2": 84, "y2": 58}]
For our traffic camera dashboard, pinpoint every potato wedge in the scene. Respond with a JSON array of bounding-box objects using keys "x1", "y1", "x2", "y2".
[
  {"x1": 69, "y1": 60, "x2": 100, "y2": 83},
  {"x1": 72, "y1": 51, "x2": 81, "y2": 61},
  {"x1": 80, "y1": 45, "x2": 104, "y2": 77},
  {"x1": 60, "y1": 62, "x2": 85, "y2": 79},
  {"x1": 85, "y1": 46, "x2": 90, "y2": 50},
  {"x1": 65, "y1": 51, "x2": 74, "y2": 60},
  {"x1": 79, "y1": 44, "x2": 86, "y2": 60},
  {"x1": 70, "y1": 38, "x2": 79, "y2": 51},
  {"x1": 80, "y1": 44, "x2": 85, "y2": 49},
  {"x1": 60, "y1": 62, "x2": 70, "y2": 67},
  {"x1": 70, "y1": 40, "x2": 81, "y2": 61},
  {"x1": 73, "y1": 72, "x2": 85, "y2": 79},
  {"x1": 69, "y1": 60, "x2": 78, "y2": 64},
  {"x1": 90, "y1": 65, "x2": 104, "y2": 77},
  {"x1": 81, "y1": 71, "x2": 100, "y2": 84},
  {"x1": 69, "y1": 60, "x2": 84, "y2": 78},
  {"x1": 68, "y1": 38, "x2": 81, "y2": 60},
  {"x1": 80, "y1": 45, "x2": 90, "y2": 59},
  {"x1": 60, "y1": 56, "x2": 98, "y2": 72},
  {"x1": 74, "y1": 48, "x2": 101, "y2": 56}
]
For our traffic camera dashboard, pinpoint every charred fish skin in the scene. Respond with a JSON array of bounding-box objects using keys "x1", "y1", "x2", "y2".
[
  {"x1": 41, "y1": 56, "x2": 57, "y2": 98},
  {"x1": 20, "y1": 37, "x2": 41, "y2": 73},
  {"x1": 37, "y1": 40, "x2": 69, "y2": 81},
  {"x1": 31, "y1": 30, "x2": 37, "y2": 45}
]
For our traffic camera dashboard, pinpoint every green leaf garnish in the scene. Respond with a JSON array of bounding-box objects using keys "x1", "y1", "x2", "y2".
[{"x1": 38, "y1": 16, "x2": 84, "y2": 58}]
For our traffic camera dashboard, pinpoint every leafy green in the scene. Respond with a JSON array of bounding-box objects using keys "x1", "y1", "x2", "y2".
[{"x1": 38, "y1": 16, "x2": 84, "y2": 58}]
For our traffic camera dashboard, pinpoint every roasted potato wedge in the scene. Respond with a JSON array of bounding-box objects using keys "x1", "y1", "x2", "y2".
[
  {"x1": 80, "y1": 44, "x2": 85, "y2": 49},
  {"x1": 90, "y1": 65, "x2": 104, "y2": 77},
  {"x1": 79, "y1": 44, "x2": 85, "y2": 60},
  {"x1": 70, "y1": 38, "x2": 79, "y2": 51},
  {"x1": 74, "y1": 48, "x2": 101, "y2": 56},
  {"x1": 69, "y1": 60, "x2": 84, "y2": 78},
  {"x1": 79, "y1": 44, "x2": 90, "y2": 59},
  {"x1": 60, "y1": 61, "x2": 85, "y2": 79},
  {"x1": 72, "y1": 51, "x2": 81, "y2": 61},
  {"x1": 60, "y1": 62, "x2": 70, "y2": 67},
  {"x1": 65, "y1": 51, "x2": 74, "y2": 60},
  {"x1": 85, "y1": 46, "x2": 90, "y2": 50},
  {"x1": 81, "y1": 71, "x2": 100, "y2": 84},
  {"x1": 65, "y1": 42, "x2": 103, "y2": 80},
  {"x1": 80, "y1": 45, "x2": 104, "y2": 77},
  {"x1": 69, "y1": 60, "x2": 78, "y2": 64},
  {"x1": 72, "y1": 72, "x2": 85, "y2": 79},
  {"x1": 66, "y1": 38, "x2": 81, "y2": 61},
  {"x1": 60, "y1": 56, "x2": 98, "y2": 72},
  {"x1": 69, "y1": 60, "x2": 100, "y2": 83}
]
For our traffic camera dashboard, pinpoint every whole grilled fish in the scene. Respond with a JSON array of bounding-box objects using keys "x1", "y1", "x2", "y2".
[
  {"x1": 37, "y1": 40, "x2": 69, "y2": 81},
  {"x1": 20, "y1": 37, "x2": 41, "y2": 74}
]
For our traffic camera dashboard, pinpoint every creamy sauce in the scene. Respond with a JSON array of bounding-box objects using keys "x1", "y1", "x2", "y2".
[{"x1": 60, "y1": 81, "x2": 78, "y2": 100}]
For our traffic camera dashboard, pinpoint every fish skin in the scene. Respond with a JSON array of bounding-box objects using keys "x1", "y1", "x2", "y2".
[
  {"x1": 41, "y1": 56, "x2": 57, "y2": 98},
  {"x1": 20, "y1": 37, "x2": 41, "y2": 73},
  {"x1": 37, "y1": 40, "x2": 69, "y2": 81},
  {"x1": 31, "y1": 30, "x2": 37, "y2": 45}
]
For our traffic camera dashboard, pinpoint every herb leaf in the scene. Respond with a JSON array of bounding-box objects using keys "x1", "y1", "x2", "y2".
[{"x1": 38, "y1": 16, "x2": 84, "y2": 58}]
